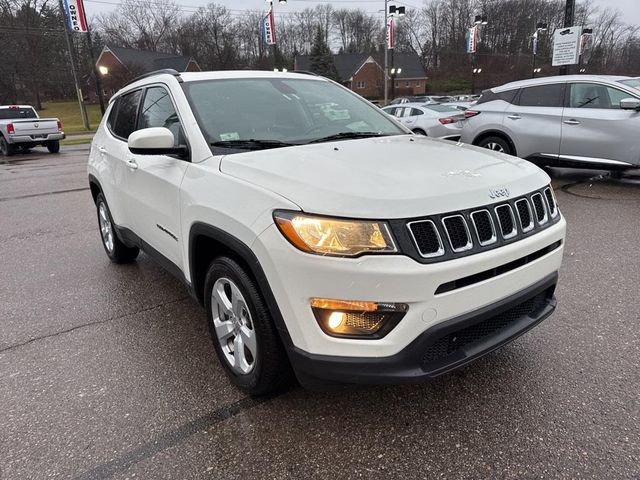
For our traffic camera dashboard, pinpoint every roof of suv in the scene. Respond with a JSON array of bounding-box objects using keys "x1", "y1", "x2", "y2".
[{"x1": 493, "y1": 74, "x2": 633, "y2": 92}]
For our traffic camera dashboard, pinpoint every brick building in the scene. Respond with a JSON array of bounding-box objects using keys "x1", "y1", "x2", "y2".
[
  {"x1": 294, "y1": 52, "x2": 427, "y2": 99},
  {"x1": 95, "y1": 45, "x2": 201, "y2": 96}
]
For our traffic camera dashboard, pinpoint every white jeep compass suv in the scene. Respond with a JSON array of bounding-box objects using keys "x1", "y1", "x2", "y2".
[{"x1": 88, "y1": 69, "x2": 566, "y2": 394}]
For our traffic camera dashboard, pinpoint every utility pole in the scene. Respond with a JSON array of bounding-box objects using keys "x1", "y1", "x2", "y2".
[
  {"x1": 559, "y1": 0, "x2": 575, "y2": 75},
  {"x1": 58, "y1": 0, "x2": 90, "y2": 130}
]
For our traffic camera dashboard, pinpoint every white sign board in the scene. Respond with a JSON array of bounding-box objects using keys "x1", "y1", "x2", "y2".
[{"x1": 552, "y1": 26, "x2": 582, "y2": 66}]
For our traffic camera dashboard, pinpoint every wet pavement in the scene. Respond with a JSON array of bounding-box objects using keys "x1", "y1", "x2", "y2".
[{"x1": 1, "y1": 146, "x2": 639, "y2": 479}]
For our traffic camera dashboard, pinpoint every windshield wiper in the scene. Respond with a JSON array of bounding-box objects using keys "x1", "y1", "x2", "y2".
[
  {"x1": 578, "y1": 96, "x2": 599, "y2": 108},
  {"x1": 210, "y1": 139, "x2": 295, "y2": 150},
  {"x1": 307, "y1": 132, "x2": 386, "y2": 144}
]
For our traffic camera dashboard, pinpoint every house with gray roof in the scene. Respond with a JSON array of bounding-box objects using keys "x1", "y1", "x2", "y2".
[{"x1": 295, "y1": 52, "x2": 427, "y2": 99}]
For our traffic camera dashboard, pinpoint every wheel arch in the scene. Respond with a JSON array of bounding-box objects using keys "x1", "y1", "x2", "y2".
[
  {"x1": 472, "y1": 130, "x2": 518, "y2": 156},
  {"x1": 188, "y1": 222, "x2": 294, "y2": 348},
  {"x1": 88, "y1": 174, "x2": 102, "y2": 204}
]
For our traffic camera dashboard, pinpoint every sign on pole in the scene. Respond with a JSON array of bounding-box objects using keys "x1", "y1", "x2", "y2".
[
  {"x1": 262, "y1": 7, "x2": 276, "y2": 45},
  {"x1": 466, "y1": 26, "x2": 478, "y2": 54},
  {"x1": 552, "y1": 26, "x2": 582, "y2": 66},
  {"x1": 387, "y1": 16, "x2": 395, "y2": 50},
  {"x1": 63, "y1": 0, "x2": 89, "y2": 33}
]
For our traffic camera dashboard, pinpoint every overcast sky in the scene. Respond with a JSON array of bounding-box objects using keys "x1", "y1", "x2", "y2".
[{"x1": 83, "y1": 0, "x2": 640, "y2": 26}]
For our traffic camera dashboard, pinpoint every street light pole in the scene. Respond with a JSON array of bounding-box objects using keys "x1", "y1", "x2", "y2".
[{"x1": 383, "y1": 0, "x2": 388, "y2": 105}]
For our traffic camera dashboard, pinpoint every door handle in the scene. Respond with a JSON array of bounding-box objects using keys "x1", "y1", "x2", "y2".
[
  {"x1": 507, "y1": 114, "x2": 522, "y2": 120},
  {"x1": 563, "y1": 119, "x2": 581, "y2": 125},
  {"x1": 125, "y1": 157, "x2": 138, "y2": 170},
  {"x1": 97, "y1": 146, "x2": 107, "y2": 154}
]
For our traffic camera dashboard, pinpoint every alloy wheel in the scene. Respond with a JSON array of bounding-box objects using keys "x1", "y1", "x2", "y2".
[
  {"x1": 211, "y1": 277, "x2": 257, "y2": 375},
  {"x1": 98, "y1": 202, "x2": 114, "y2": 253},
  {"x1": 485, "y1": 142, "x2": 505, "y2": 152}
]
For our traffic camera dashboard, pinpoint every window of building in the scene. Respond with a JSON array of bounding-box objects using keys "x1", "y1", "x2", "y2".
[{"x1": 355, "y1": 81, "x2": 366, "y2": 89}]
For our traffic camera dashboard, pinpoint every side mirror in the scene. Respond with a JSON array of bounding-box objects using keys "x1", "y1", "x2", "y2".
[
  {"x1": 128, "y1": 127, "x2": 188, "y2": 156},
  {"x1": 620, "y1": 98, "x2": 640, "y2": 111}
]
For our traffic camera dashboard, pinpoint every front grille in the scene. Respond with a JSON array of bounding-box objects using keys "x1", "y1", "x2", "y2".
[
  {"x1": 442, "y1": 215, "x2": 472, "y2": 251},
  {"x1": 400, "y1": 186, "x2": 561, "y2": 264},
  {"x1": 471, "y1": 210, "x2": 495, "y2": 245},
  {"x1": 515, "y1": 199, "x2": 534, "y2": 232},
  {"x1": 422, "y1": 291, "x2": 549, "y2": 365},
  {"x1": 408, "y1": 220, "x2": 443, "y2": 257},
  {"x1": 531, "y1": 193, "x2": 547, "y2": 224},
  {"x1": 495, "y1": 204, "x2": 516, "y2": 238}
]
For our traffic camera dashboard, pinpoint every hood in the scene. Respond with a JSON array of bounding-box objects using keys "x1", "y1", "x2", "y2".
[{"x1": 220, "y1": 135, "x2": 549, "y2": 219}]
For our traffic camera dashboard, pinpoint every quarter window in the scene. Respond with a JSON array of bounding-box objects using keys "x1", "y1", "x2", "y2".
[
  {"x1": 410, "y1": 108, "x2": 424, "y2": 116},
  {"x1": 138, "y1": 87, "x2": 182, "y2": 146},
  {"x1": 112, "y1": 90, "x2": 142, "y2": 139},
  {"x1": 518, "y1": 84, "x2": 565, "y2": 107},
  {"x1": 569, "y1": 83, "x2": 637, "y2": 109}
]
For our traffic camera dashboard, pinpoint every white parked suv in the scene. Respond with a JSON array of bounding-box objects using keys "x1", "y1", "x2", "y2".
[{"x1": 88, "y1": 69, "x2": 566, "y2": 394}]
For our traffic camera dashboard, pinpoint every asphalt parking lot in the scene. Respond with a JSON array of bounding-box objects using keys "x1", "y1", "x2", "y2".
[{"x1": 1, "y1": 145, "x2": 639, "y2": 479}]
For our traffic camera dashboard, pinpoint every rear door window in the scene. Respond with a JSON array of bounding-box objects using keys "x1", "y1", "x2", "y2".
[
  {"x1": 112, "y1": 90, "x2": 142, "y2": 139},
  {"x1": 518, "y1": 84, "x2": 565, "y2": 107}
]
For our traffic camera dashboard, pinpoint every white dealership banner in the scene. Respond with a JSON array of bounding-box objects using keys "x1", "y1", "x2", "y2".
[
  {"x1": 466, "y1": 26, "x2": 478, "y2": 54},
  {"x1": 262, "y1": 7, "x2": 276, "y2": 45},
  {"x1": 552, "y1": 26, "x2": 582, "y2": 66},
  {"x1": 63, "y1": 0, "x2": 89, "y2": 33}
]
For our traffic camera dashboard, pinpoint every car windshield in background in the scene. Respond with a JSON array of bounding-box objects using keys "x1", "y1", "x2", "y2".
[
  {"x1": 618, "y1": 78, "x2": 640, "y2": 90},
  {"x1": 182, "y1": 77, "x2": 406, "y2": 153},
  {"x1": 0, "y1": 108, "x2": 37, "y2": 120}
]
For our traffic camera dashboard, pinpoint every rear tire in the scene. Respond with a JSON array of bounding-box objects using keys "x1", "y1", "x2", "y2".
[
  {"x1": 0, "y1": 137, "x2": 16, "y2": 156},
  {"x1": 204, "y1": 257, "x2": 292, "y2": 395},
  {"x1": 413, "y1": 129, "x2": 427, "y2": 136},
  {"x1": 46, "y1": 140, "x2": 60, "y2": 153},
  {"x1": 478, "y1": 136, "x2": 513, "y2": 156},
  {"x1": 95, "y1": 193, "x2": 139, "y2": 263}
]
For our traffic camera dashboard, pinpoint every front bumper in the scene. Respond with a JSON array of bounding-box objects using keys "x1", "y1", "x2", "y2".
[
  {"x1": 7, "y1": 133, "x2": 65, "y2": 144},
  {"x1": 288, "y1": 272, "x2": 557, "y2": 386}
]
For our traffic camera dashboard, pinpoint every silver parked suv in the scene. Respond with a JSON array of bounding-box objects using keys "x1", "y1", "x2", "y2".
[{"x1": 461, "y1": 75, "x2": 640, "y2": 170}]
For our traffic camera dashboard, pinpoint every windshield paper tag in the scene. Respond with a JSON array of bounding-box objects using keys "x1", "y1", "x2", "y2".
[{"x1": 220, "y1": 132, "x2": 240, "y2": 141}]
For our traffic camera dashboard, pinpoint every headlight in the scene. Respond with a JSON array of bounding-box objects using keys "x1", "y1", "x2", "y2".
[{"x1": 273, "y1": 211, "x2": 397, "y2": 257}]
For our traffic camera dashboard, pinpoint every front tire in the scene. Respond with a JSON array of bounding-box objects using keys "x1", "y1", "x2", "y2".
[
  {"x1": 478, "y1": 136, "x2": 513, "y2": 156},
  {"x1": 95, "y1": 193, "x2": 139, "y2": 263},
  {"x1": 0, "y1": 137, "x2": 16, "y2": 156},
  {"x1": 204, "y1": 257, "x2": 291, "y2": 395},
  {"x1": 46, "y1": 140, "x2": 60, "y2": 153}
]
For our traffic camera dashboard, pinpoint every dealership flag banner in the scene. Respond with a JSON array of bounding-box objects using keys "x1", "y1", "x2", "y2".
[
  {"x1": 63, "y1": 0, "x2": 89, "y2": 33},
  {"x1": 262, "y1": 7, "x2": 276, "y2": 45},
  {"x1": 387, "y1": 16, "x2": 395, "y2": 50},
  {"x1": 466, "y1": 26, "x2": 478, "y2": 53}
]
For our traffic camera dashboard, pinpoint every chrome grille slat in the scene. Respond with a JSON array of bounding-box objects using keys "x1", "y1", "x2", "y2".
[
  {"x1": 495, "y1": 204, "x2": 517, "y2": 239},
  {"x1": 544, "y1": 187, "x2": 558, "y2": 218},
  {"x1": 407, "y1": 219, "x2": 445, "y2": 258},
  {"x1": 442, "y1": 215, "x2": 473, "y2": 252},
  {"x1": 471, "y1": 210, "x2": 497, "y2": 246},
  {"x1": 531, "y1": 193, "x2": 548, "y2": 224},
  {"x1": 515, "y1": 198, "x2": 534, "y2": 232}
]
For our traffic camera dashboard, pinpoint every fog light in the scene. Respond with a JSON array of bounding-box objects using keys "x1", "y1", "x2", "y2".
[{"x1": 310, "y1": 298, "x2": 408, "y2": 338}]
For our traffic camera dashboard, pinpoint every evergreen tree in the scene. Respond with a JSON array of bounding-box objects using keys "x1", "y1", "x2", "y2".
[{"x1": 309, "y1": 27, "x2": 339, "y2": 81}]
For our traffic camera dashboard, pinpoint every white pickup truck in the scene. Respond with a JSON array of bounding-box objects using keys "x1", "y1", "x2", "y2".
[{"x1": 0, "y1": 105, "x2": 65, "y2": 156}]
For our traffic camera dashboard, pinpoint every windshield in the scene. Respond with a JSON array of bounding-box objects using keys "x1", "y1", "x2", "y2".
[
  {"x1": 182, "y1": 77, "x2": 406, "y2": 153},
  {"x1": 618, "y1": 78, "x2": 640, "y2": 90},
  {"x1": 0, "y1": 107, "x2": 37, "y2": 120}
]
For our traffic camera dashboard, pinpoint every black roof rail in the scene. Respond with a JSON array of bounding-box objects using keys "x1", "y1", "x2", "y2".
[{"x1": 123, "y1": 68, "x2": 183, "y2": 88}]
